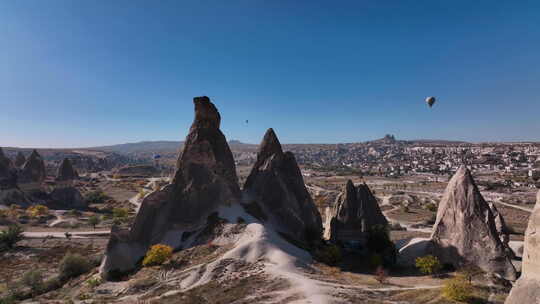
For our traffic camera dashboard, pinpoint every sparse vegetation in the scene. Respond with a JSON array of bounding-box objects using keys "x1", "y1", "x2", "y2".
[
  {"x1": 21, "y1": 270, "x2": 43, "y2": 293},
  {"x1": 0, "y1": 224, "x2": 24, "y2": 250},
  {"x1": 59, "y1": 253, "x2": 92, "y2": 280},
  {"x1": 366, "y1": 224, "x2": 396, "y2": 267},
  {"x1": 86, "y1": 276, "x2": 102, "y2": 289},
  {"x1": 88, "y1": 215, "x2": 100, "y2": 229},
  {"x1": 415, "y1": 255, "x2": 442, "y2": 276},
  {"x1": 26, "y1": 205, "x2": 49, "y2": 218},
  {"x1": 113, "y1": 207, "x2": 129, "y2": 219},
  {"x1": 142, "y1": 244, "x2": 173, "y2": 267},
  {"x1": 425, "y1": 202, "x2": 437, "y2": 212},
  {"x1": 442, "y1": 275, "x2": 473, "y2": 302},
  {"x1": 84, "y1": 190, "x2": 109, "y2": 204},
  {"x1": 313, "y1": 244, "x2": 342, "y2": 266}
]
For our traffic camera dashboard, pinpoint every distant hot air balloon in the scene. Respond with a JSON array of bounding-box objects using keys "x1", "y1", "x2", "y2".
[
  {"x1": 425, "y1": 96, "x2": 436, "y2": 108},
  {"x1": 245, "y1": 120, "x2": 249, "y2": 124}
]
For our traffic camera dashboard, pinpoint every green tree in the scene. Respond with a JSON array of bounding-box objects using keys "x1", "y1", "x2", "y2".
[
  {"x1": 0, "y1": 225, "x2": 24, "y2": 250},
  {"x1": 415, "y1": 255, "x2": 442, "y2": 276},
  {"x1": 88, "y1": 215, "x2": 100, "y2": 230}
]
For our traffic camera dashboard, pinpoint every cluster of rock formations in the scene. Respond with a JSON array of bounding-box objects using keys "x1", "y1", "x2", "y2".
[
  {"x1": 505, "y1": 190, "x2": 540, "y2": 303},
  {"x1": 428, "y1": 166, "x2": 517, "y2": 280},
  {"x1": 324, "y1": 180, "x2": 387, "y2": 243},
  {"x1": 0, "y1": 148, "x2": 31, "y2": 206},
  {"x1": 101, "y1": 97, "x2": 324, "y2": 279},
  {"x1": 0, "y1": 149, "x2": 86, "y2": 209},
  {"x1": 112, "y1": 164, "x2": 159, "y2": 178}
]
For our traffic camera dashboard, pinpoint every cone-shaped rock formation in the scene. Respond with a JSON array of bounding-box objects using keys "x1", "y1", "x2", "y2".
[
  {"x1": 56, "y1": 158, "x2": 79, "y2": 182},
  {"x1": 14, "y1": 152, "x2": 26, "y2": 168},
  {"x1": 101, "y1": 96, "x2": 240, "y2": 280},
  {"x1": 505, "y1": 190, "x2": 540, "y2": 303},
  {"x1": 20, "y1": 150, "x2": 46, "y2": 184},
  {"x1": 243, "y1": 128, "x2": 322, "y2": 242},
  {"x1": 325, "y1": 180, "x2": 388, "y2": 243},
  {"x1": 0, "y1": 148, "x2": 16, "y2": 190},
  {"x1": 0, "y1": 148, "x2": 30, "y2": 206},
  {"x1": 429, "y1": 166, "x2": 516, "y2": 280}
]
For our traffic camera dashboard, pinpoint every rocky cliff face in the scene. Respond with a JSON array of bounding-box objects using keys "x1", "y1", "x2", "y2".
[
  {"x1": 325, "y1": 180, "x2": 388, "y2": 242},
  {"x1": 0, "y1": 148, "x2": 17, "y2": 190},
  {"x1": 243, "y1": 128, "x2": 322, "y2": 243},
  {"x1": 14, "y1": 152, "x2": 26, "y2": 168},
  {"x1": 20, "y1": 150, "x2": 46, "y2": 184},
  {"x1": 49, "y1": 187, "x2": 86, "y2": 209},
  {"x1": 101, "y1": 96, "x2": 241, "y2": 280},
  {"x1": 505, "y1": 190, "x2": 540, "y2": 303},
  {"x1": 56, "y1": 158, "x2": 79, "y2": 182},
  {"x1": 429, "y1": 166, "x2": 516, "y2": 281}
]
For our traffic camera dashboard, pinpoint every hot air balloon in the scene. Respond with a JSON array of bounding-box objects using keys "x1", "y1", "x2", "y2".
[{"x1": 425, "y1": 96, "x2": 436, "y2": 108}]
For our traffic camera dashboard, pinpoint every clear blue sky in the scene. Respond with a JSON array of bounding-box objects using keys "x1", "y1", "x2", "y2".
[{"x1": 1, "y1": 1, "x2": 539, "y2": 148}]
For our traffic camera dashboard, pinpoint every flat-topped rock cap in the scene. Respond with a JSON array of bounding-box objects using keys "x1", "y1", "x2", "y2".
[{"x1": 192, "y1": 96, "x2": 221, "y2": 129}]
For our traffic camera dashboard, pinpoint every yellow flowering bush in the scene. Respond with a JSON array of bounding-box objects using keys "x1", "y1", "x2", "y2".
[
  {"x1": 142, "y1": 244, "x2": 173, "y2": 267},
  {"x1": 26, "y1": 205, "x2": 49, "y2": 218}
]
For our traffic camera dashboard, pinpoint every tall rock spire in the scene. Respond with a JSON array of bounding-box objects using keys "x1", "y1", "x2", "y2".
[
  {"x1": 243, "y1": 128, "x2": 323, "y2": 243},
  {"x1": 101, "y1": 96, "x2": 241, "y2": 280},
  {"x1": 20, "y1": 149, "x2": 46, "y2": 184},
  {"x1": 429, "y1": 166, "x2": 516, "y2": 280},
  {"x1": 56, "y1": 158, "x2": 79, "y2": 182},
  {"x1": 505, "y1": 190, "x2": 540, "y2": 303},
  {"x1": 0, "y1": 147, "x2": 17, "y2": 190},
  {"x1": 14, "y1": 152, "x2": 26, "y2": 168}
]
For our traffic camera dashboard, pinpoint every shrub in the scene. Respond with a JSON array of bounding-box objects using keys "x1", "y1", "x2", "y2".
[
  {"x1": 59, "y1": 253, "x2": 92, "y2": 280},
  {"x1": 313, "y1": 244, "x2": 342, "y2": 266},
  {"x1": 369, "y1": 254, "x2": 383, "y2": 268},
  {"x1": 366, "y1": 224, "x2": 397, "y2": 267},
  {"x1": 425, "y1": 203, "x2": 437, "y2": 212},
  {"x1": 458, "y1": 264, "x2": 484, "y2": 283},
  {"x1": 442, "y1": 275, "x2": 473, "y2": 302},
  {"x1": 112, "y1": 208, "x2": 129, "y2": 219},
  {"x1": 86, "y1": 277, "x2": 102, "y2": 289},
  {"x1": 22, "y1": 269, "x2": 43, "y2": 293},
  {"x1": 142, "y1": 244, "x2": 173, "y2": 267},
  {"x1": 88, "y1": 215, "x2": 100, "y2": 229},
  {"x1": 138, "y1": 189, "x2": 146, "y2": 198},
  {"x1": 85, "y1": 191, "x2": 109, "y2": 204},
  {"x1": 416, "y1": 255, "x2": 442, "y2": 275},
  {"x1": 0, "y1": 225, "x2": 24, "y2": 250},
  {"x1": 401, "y1": 204, "x2": 409, "y2": 213},
  {"x1": 26, "y1": 205, "x2": 49, "y2": 218}
]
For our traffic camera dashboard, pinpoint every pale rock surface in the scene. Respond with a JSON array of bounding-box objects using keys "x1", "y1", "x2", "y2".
[
  {"x1": 429, "y1": 166, "x2": 516, "y2": 281},
  {"x1": 505, "y1": 190, "x2": 540, "y2": 304}
]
